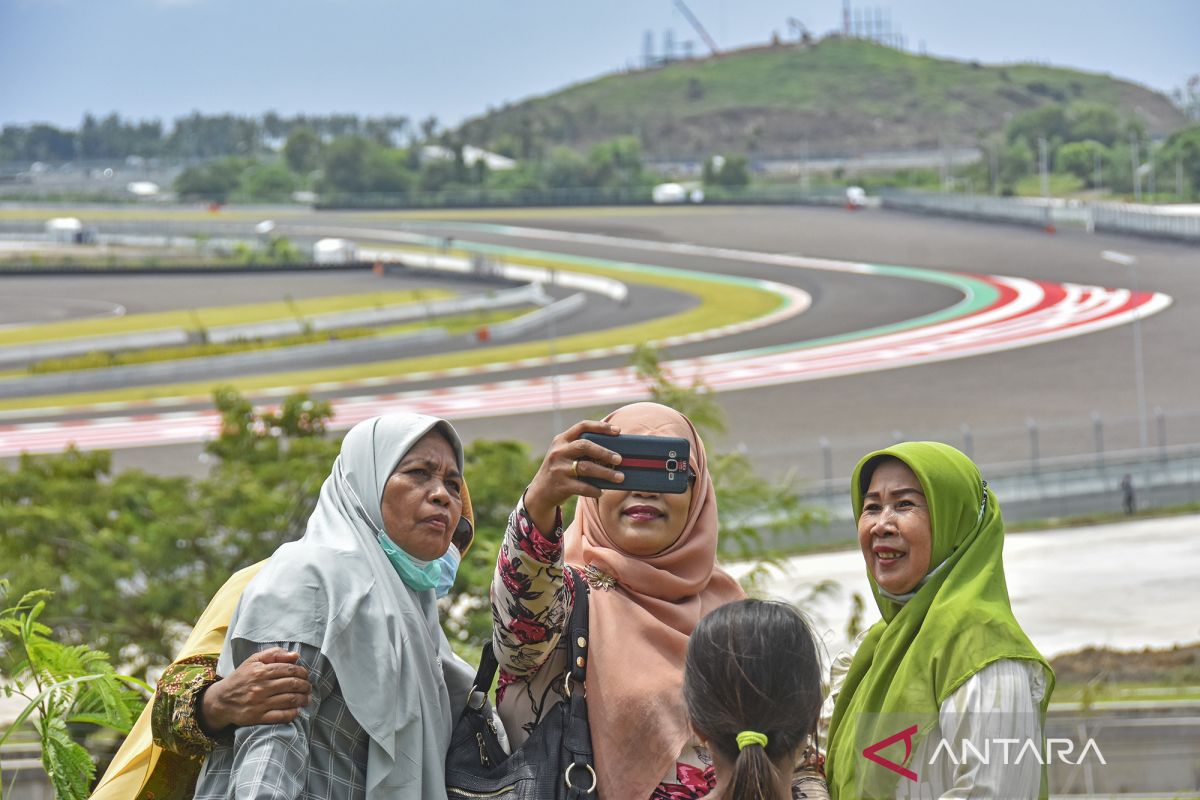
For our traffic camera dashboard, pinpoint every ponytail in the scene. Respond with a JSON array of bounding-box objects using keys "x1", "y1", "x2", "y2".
[
  {"x1": 727, "y1": 731, "x2": 779, "y2": 800},
  {"x1": 683, "y1": 600, "x2": 823, "y2": 800}
]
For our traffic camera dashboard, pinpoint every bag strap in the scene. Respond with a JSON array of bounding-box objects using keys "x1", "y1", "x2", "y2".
[
  {"x1": 564, "y1": 565, "x2": 590, "y2": 691},
  {"x1": 469, "y1": 565, "x2": 590, "y2": 705},
  {"x1": 562, "y1": 566, "x2": 596, "y2": 798}
]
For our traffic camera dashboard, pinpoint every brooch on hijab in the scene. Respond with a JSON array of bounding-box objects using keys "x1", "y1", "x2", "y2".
[{"x1": 583, "y1": 564, "x2": 617, "y2": 591}]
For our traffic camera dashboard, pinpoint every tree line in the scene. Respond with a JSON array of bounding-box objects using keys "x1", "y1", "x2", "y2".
[
  {"x1": 969, "y1": 101, "x2": 1200, "y2": 198},
  {"x1": 0, "y1": 112, "x2": 414, "y2": 164}
]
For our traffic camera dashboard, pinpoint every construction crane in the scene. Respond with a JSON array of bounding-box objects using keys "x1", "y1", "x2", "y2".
[
  {"x1": 671, "y1": 0, "x2": 720, "y2": 56},
  {"x1": 787, "y1": 17, "x2": 813, "y2": 44}
]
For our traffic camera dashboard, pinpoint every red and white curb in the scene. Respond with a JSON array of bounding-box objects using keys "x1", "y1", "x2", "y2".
[{"x1": 0, "y1": 271, "x2": 1169, "y2": 456}]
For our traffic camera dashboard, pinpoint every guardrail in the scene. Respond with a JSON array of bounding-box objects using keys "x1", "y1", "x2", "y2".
[
  {"x1": 486, "y1": 292, "x2": 587, "y2": 342},
  {"x1": 1090, "y1": 202, "x2": 1200, "y2": 242},
  {"x1": 358, "y1": 245, "x2": 630, "y2": 304},
  {"x1": 0, "y1": 284, "x2": 545, "y2": 369},
  {"x1": 798, "y1": 445, "x2": 1200, "y2": 529},
  {"x1": 878, "y1": 190, "x2": 1200, "y2": 243}
]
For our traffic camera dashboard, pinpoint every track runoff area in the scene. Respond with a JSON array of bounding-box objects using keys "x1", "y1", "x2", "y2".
[{"x1": 0, "y1": 218, "x2": 1170, "y2": 457}]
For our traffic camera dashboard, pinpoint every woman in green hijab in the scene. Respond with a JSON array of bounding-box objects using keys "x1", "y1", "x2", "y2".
[{"x1": 824, "y1": 442, "x2": 1054, "y2": 800}]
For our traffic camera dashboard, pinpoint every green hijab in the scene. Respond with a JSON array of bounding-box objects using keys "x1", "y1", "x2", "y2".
[{"x1": 825, "y1": 442, "x2": 1054, "y2": 799}]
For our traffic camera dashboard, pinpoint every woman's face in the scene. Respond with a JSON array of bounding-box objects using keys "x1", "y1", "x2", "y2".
[
  {"x1": 857, "y1": 458, "x2": 932, "y2": 595},
  {"x1": 597, "y1": 483, "x2": 693, "y2": 557},
  {"x1": 381, "y1": 430, "x2": 463, "y2": 561}
]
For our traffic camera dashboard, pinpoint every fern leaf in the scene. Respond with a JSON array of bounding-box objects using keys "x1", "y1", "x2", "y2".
[{"x1": 38, "y1": 716, "x2": 95, "y2": 800}]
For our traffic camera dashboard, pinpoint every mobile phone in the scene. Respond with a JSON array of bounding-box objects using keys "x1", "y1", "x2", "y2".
[{"x1": 579, "y1": 433, "x2": 692, "y2": 494}]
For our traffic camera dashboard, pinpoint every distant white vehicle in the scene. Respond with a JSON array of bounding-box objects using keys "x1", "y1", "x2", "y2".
[
  {"x1": 652, "y1": 183, "x2": 705, "y2": 205},
  {"x1": 254, "y1": 220, "x2": 276, "y2": 235},
  {"x1": 126, "y1": 181, "x2": 160, "y2": 197},
  {"x1": 45, "y1": 217, "x2": 97, "y2": 244},
  {"x1": 652, "y1": 183, "x2": 687, "y2": 204},
  {"x1": 845, "y1": 186, "x2": 867, "y2": 208},
  {"x1": 420, "y1": 145, "x2": 516, "y2": 171},
  {"x1": 313, "y1": 238, "x2": 357, "y2": 264}
]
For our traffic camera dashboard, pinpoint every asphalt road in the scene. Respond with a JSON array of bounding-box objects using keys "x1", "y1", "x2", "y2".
[{"x1": 6, "y1": 205, "x2": 1199, "y2": 484}]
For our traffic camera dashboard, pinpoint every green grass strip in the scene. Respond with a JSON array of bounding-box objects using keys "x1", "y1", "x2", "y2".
[
  {"x1": 0, "y1": 289, "x2": 453, "y2": 347},
  {"x1": 1051, "y1": 682, "x2": 1200, "y2": 706},
  {"x1": 24, "y1": 308, "x2": 529, "y2": 375}
]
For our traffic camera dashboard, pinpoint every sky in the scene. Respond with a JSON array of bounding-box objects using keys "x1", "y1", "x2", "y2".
[{"x1": 2, "y1": 0, "x2": 1198, "y2": 131}]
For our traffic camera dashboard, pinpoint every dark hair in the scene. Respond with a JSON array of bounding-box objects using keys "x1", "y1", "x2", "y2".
[
  {"x1": 858, "y1": 454, "x2": 905, "y2": 496},
  {"x1": 683, "y1": 599, "x2": 823, "y2": 800}
]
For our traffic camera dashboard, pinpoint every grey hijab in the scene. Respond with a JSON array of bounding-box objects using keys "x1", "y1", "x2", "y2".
[{"x1": 218, "y1": 413, "x2": 474, "y2": 799}]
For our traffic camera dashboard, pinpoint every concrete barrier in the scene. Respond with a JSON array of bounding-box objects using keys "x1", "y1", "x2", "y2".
[
  {"x1": 352, "y1": 240, "x2": 630, "y2": 303},
  {"x1": 2, "y1": 285, "x2": 545, "y2": 368},
  {"x1": 0, "y1": 328, "x2": 452, "y2": 399},
  {"x1": 486, "y1": 292, "x2": 587, "y2": 341},
  {"x1": 0, "y1": 329, "x2": 191, "y2": 369}
]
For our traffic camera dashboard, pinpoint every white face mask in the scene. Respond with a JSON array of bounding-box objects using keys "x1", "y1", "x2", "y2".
[{"x1": 435, "y1": 543, "x2": 462, "y2": 599}]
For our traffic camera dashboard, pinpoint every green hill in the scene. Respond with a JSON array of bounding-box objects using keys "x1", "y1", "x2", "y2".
[{"x1": 457, "y1": 37, "x2": 1187, "y2": 159}]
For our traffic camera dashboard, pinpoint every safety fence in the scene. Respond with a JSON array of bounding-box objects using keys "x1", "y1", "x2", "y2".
[{"x1": 878, "y1": 190, "x2": 1200, "y2": 243}]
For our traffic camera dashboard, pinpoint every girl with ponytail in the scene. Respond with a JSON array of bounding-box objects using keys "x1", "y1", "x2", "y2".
[{"x1": 683, "y1": 599, "x2": 826, "y2": 800}]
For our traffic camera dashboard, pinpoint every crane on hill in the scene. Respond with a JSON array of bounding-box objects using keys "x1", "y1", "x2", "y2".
[{"x1": 671, "y1": 0, "x2": 720, "y2": 56}]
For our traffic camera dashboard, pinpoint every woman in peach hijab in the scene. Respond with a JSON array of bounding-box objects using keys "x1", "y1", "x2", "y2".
[{"x1": 491, "y1": 402, "x2": 746, "y2": 799}]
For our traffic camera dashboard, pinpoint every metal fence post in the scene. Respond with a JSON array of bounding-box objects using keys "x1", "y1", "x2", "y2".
[
  {"x1": 1027, "y1": 418, "x2": 1040, "y2": 479},
  {"x1": 960, "y1": 423, "x2": 973, "y2": 460},
  {"x1": 1092, "y1": 412, "x2": 1105, "y2": 471},
  {"x1": 819, "y1": 437, "x2": 833, "y2": 509},
  {"x1": 1155, "y1": 407, "x2": 1167, "y2": 467}
]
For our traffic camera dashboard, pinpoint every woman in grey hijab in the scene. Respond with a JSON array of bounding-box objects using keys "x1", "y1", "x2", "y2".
[{"x1": 193, "y1": 413, "x2": 481, "y2": 800}]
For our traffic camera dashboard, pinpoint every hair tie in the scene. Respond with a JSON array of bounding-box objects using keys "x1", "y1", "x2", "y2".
[{"x1": 735, "y1": 730, "x2": 768, "y2": 751}]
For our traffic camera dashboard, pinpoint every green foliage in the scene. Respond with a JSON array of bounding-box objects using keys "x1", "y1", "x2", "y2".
[
  {"x1": 365, "y1": 146, "x2": 417, "y2": 193},
  {"x1": 998, "y1": 140, "x2": 1035, "y2": 194},
  {"x1": 1005, "y1": 104, "x2": 1070, "y2": 149},
  {"x1": 229, "y1": 235, "x2": 304, "y2": 265},
  {"x1": 1160, "y1": 124, "x2": 1200, "y2": 199},
  {"x1": 239, "y1": 162, "x2": 298, "y2": 202},
  {"x1": 630, "y1": 343, "x2": 726, "y2": 435},
  {"x1": 173, "y1": 157, "x2": 250, "y2": 202},
  {"x1": 703, "y1": 154, "x2": 751, "y2": 188},
  {"x1": 585, "y1": 135, "x2": 645, "y2": 188},
  {"x1": 0, "y1": 390, "x2": 339, "y2": 678},
  {"x1": 320, "y1": 136, "x2": 370, "y2": 194},
  {"x1": 0, "y1": 581, "x2": 146, "y2": 800},
  {"x1": 1065, "y1": 102, "x2": 1122, "y2": 147},
  {"x1": 1056, "y1": 140, "x2": 1110, "y2": 187},
  {"x1": 265, "y1": 235, "x2": 303, "y2": 264},
  {"x1": 283, "y1": 126, "x2": 322, "y2": 174}
]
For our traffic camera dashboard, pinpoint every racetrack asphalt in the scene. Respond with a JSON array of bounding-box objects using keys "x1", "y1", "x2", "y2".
[{"x1": 3, "y1": 205, "x2": 1197, "y2": 486}]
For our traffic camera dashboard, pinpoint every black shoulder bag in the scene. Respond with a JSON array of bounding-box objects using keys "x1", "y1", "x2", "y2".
[{"x1": 446, "y1": 568, "x2": 596, "y2": 799}]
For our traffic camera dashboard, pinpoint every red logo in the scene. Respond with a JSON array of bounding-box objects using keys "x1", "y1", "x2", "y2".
[{"x1": 862, "y1": 724, "x2": 919, "y2": 782}]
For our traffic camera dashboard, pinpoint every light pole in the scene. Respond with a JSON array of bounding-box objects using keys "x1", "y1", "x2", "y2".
[{"x1": 1101, "y1": 249, "x2": 1148, "y2": 451}]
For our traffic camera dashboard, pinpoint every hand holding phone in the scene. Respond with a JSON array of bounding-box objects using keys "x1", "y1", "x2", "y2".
[
  {"x1": 524, "y1": 420, "x2": 625, "y2": 532},
  {"x1": 580, "y1": 433, "x2": 691, "y2": 494}
]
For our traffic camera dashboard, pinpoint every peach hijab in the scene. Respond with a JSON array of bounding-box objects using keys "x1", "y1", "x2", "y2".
[{"x1": 563, "y1": 402, "x2": 745, "y2": 799}]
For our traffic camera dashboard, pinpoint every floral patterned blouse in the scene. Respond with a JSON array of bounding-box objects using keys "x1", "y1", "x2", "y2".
[
  {"x1": 491, "y1": 498, "x2": 828, "y2": 800},
  {"x1": 490, "y1": 499, "x2": 719, "y2": 799}
]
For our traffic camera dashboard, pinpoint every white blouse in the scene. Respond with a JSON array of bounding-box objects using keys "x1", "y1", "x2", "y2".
[{"x1": 820, "y1": 637, "x2": 1048, "y2": 800}]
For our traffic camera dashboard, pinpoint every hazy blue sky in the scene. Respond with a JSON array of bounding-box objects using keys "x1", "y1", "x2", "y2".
[{"x1": 2, "y1": 0, "x2": 1197, "y2": 130}]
